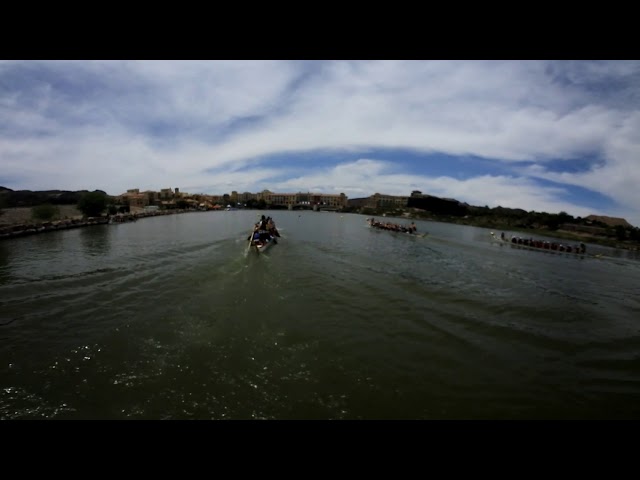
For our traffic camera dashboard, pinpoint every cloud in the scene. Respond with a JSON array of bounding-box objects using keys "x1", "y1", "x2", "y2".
[
  {"x1": 267, "y1": 158, "x2": 601, "y2": 218},
  {"x1": 1, "y1": 60, "x2": 639, "y2": 226}
]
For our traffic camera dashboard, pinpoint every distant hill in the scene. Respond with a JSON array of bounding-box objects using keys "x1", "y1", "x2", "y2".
[
  {"x1": 585, "y1": 215, "x2": 632, "y2": 228},
  {"x1": 0, "y1": 188, "x2": 108, "y2": 208}
]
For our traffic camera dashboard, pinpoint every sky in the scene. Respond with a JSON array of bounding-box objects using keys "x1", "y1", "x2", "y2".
[{"x1": 1, "y1": 60, "x2": 639, "y2": 227}]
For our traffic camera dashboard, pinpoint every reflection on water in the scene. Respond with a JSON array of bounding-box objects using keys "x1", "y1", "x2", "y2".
[
  {"x1": 79, "y1": 225, "x2": 112, "y2": 258},
  {"x1": 0, "y1": 242, "x2": 10, "y2": 286}
]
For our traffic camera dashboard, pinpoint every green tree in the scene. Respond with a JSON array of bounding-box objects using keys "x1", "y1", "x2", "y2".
[
  {"x1": 557, "y1": 211, "x2": 574, "y2": 225},
  {"x1": 541, "y1": 212, "x2": 560, "y2": 230},
  {"x1": 77, "y1": 191, "x2": 107, "y2": 217},
  {"x1": 31, "y1": 203, "x2": 59, "y2": 221},
  {"x1": 118, "y1": 199, "x2": 130, "y2": 213},
  {"x1": 176, "y1": 200, "x2": 189, "y2": 209},
  {"x1": 615, "y1": 225, "x2": 627, "y2": 241}
]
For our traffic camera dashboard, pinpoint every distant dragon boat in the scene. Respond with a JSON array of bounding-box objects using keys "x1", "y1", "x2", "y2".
[
  {"x1": 490, "y1": 232, "x2": 592, "y2": 256},
  {"x1": 366, "y1": 218, "x2": 427, "y2": 237}
]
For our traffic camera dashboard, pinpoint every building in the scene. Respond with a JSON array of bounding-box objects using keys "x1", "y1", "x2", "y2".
[
  {"x1": 370, "y1": 193, "x2": 408, "y2": 208},
  {"x1": 346, "y1": 192, "x2": 407, "y2": 209},
  {"x1": 160, "y1": 188, "x2": 174, "y2": 200},
  {"x1": 346, "y1": 197, "x2": 371, "y2": 208},
  {"x1": 117, "y1": 189, "x2": 149, "y2": 208},
  {"x1": 260, "y1": 191, "x2": 348, "y2": 208},
  {"x1": 229, "y1": 191, "x2": 258, "y2": 204},
  {"x1": 116, "y1": 187, "x2": 348, "y2": 210}
]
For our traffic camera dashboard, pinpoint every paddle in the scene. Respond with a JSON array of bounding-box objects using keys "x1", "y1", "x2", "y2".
[{"x1": 247, "y1": 225, "x2": 256, "y2": 251}]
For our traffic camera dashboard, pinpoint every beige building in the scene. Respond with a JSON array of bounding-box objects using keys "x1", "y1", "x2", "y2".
[
  {"x1": 234, "y1": 191, "x2": 257, "y2": 203},
  {"x1": 159, "y1": 188, "x2": 174, "y2": 200},
  {"x1": 370, "y1": 193, "x2": 408, "y2": 208},
  {"x1": 350, "y1": 193, "x2": 408, "y2": 209},
  {"x1": 268, "y1": 193, "x2": 298, "y2": 206},
  {"x1": 309, "y1": 193, "x2": 348, "y2": 207},
  {"x1": 117, "y1": 187, "x2": 348, "y2": 209},
  {"x1": 126, "y1": 193, "x2": 149, "y2": 208},
  {"x1": 259, "y1": 191, "x2": 348, "y2": 208},
  {"x1": 118, "y1": 188, "x2": 149, "y2": 208}
]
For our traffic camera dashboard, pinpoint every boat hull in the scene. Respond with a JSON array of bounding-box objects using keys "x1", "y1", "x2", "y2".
[
  {"x1": 248, "y1": 218, "x2": 280, "y2": 253},
  {"x1": 251, "y1": 235, "x2": 277, "y2": 253}
]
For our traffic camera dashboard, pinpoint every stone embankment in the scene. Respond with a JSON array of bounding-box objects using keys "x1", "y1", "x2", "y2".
[
  {"x1": 0, "y1": 209, "x2": 201, "y2": 240},
  {"x1": 0, "y1": 217, "x2": 109, "y2": 239}
]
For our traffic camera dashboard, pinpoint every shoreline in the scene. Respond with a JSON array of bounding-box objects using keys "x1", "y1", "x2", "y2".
[
  {"x1": 372, "y1": 211, "x2": 640, "y2": 251},
  {"x1": 2, "y1": 206, "x2": 639, "y2": 251},
  {"x1": 0, "y1": 208, "x2": 204, "y2": 241}
]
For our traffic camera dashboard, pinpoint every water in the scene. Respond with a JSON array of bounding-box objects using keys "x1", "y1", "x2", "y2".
[{"x1": 1, "y1": 210, "x2": 639, "y2": 419}]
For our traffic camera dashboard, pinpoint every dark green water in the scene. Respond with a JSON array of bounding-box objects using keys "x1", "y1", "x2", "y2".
[{"x1": 1, "y1": 210, "x2": 639, "y2": 419}]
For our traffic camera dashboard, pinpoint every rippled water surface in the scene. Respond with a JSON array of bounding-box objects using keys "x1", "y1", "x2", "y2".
[{"x1": 1, "y1": 210, "x2": 639, "y2": 419}]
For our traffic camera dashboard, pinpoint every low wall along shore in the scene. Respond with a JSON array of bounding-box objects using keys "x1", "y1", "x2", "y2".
[{"x1": 0, "y1": 216, "x2": 110, "y2": 239}]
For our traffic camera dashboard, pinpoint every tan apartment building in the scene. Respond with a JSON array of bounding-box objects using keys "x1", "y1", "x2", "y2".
[
  {"x1": 118, "y1": 189, "x2": 148, "y2": 208},
  {"x1": 369, "y1": 193, "x2": 408, "y2": 208},
  {"x1": 310, "y1": 193, "x2": 348, "y2": 207},
  {"x1": 257, "y1": 191, "x2": 347, "y2": 208},
  {"x1": 132, "y1": 194, "x2": 150, "y2": 208},
  {"x1": 160, "y1": 188, "x2": 174, "y2": 200},
  {"x1": 234, "y1": 191, "x2": 257, "y2": 203},
  {"x1": 118, "y1": 187, "x2": 348, "y2": 209},
  {"x1": 143, "y1": 190, "x2": 159, "y2": 204},
  {"x1": 268, "y1": 193, "x2": 299, "y2": 206}
]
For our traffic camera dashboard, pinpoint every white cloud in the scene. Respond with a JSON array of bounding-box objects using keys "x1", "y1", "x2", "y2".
[
  {"x1": 268, "y1": 158, "x2": 601, "y2": 218},
  {"x1": 1, "y1": 60, "x2": 639, "y2": 226}
]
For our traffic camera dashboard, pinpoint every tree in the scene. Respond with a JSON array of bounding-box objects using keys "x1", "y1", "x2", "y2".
[
  {"x1": 31, "y1": 203, "x2": 59, "y2": 221},
  {"x1": 539, "y1": 212, "x2": 560, "y2": 230},
  {"x1": 557, "y1": 211, "x2": 574, "y2": 225},
  {"x1": 118, "y1": 199, "x2": 130, "y2": 213},
  {"x1": 77, "y1": 191, "x2": 108, "y2": 217}
]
